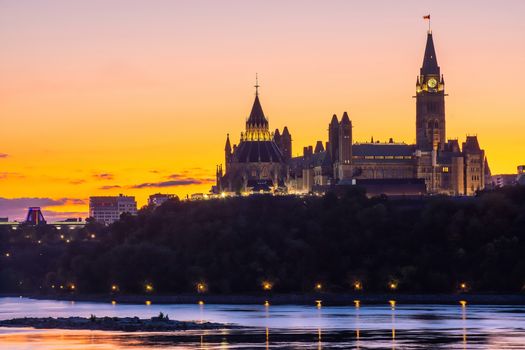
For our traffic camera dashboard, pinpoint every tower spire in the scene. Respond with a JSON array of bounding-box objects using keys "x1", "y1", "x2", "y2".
[
  {"x1": 254, "y1": 73, "x2": 259, "y2": 96},
  {"x1": 420, "y1": 30, "x2": 440, "y2": 76}
]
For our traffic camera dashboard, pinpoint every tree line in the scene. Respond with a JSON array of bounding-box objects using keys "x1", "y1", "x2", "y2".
[{"x1": 1, "y1": 186, "x2": 525, "y2": 294}]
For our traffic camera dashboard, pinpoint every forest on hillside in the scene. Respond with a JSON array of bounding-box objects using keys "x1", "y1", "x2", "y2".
[{"x1": 1, "y1": 186, "x2": 525, "y2": 294}]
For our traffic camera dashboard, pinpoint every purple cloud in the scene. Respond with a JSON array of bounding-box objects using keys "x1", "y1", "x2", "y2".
[
  {"x1": 131, "y1": 179, "x2": 212, "y2": 189},
  {"x1": 99, "y1": 185, "x2": 122, "y2": 190},
  {"x1": 0, "y1": 197, "x2": 87, "y2": 221},
  {"x1": 93, "y1": 173, "x2": 114, "y2": 180}
]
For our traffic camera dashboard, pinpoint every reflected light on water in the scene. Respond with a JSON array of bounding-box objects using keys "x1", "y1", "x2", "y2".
[
  {"x1": 2, "y1": 298, "x2": 525, "y2": 349},
  {"x1": 391, "y1": 305, "x2": 396, "y2": 350},
  {"x1": 462, "y1": 302, "x2": 468, "y2": 350}
]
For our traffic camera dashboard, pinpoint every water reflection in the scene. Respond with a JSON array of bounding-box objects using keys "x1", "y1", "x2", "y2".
[
  {"x1": 1, "y1": 297, "x2": 525, "y2": 349},
  {"x1": 462, "y1": 302, "x2": 468, "y2": 350}
]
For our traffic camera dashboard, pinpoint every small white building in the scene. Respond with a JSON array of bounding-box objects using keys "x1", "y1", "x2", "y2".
[
  {"x1": 148, "y1": 193, "x2": 177, "y2": 207},
  {"x1": 89, "y1": 194, "x2": 137, "y2": 225}
]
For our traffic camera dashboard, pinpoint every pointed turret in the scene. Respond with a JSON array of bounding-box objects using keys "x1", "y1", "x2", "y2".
[
  {"x1": 243, "y1": 77, "x2": 272, "y2": 141},
  {"x1": 330, "y1": 114, "x2": 339, "y2": 126},
  {"x1": 246, "y1": 94, "x2": 268, "y2": 128},
  {"x1": 314, "y1": 141, "x2": 324, "y2": 153},
  {"x1": 224, "y1": 133, "x2": 232, "y2": 172},
  {"x1": 274, "y1": 128, "x2": 282, "y2": 153},
  {"x1": 340, "y1": 111, "x2": 351, "y2": 124},
  {"x1": 328, "y1": 114, "x2": 339, "y2": 161},
  {"x1": 225, "y1": 133, "x2": 231, "y2": 153},
  {"x1": 281, "y1": 126, "x2": 292, "y2": 160},
  {"x1": 421, "y1": 32, "x2": 440, "y2": 76}
]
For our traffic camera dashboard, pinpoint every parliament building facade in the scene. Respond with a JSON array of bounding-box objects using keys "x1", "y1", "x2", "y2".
[{"x1": 215, "y1": 31, "x2": 488, "y2": 196}]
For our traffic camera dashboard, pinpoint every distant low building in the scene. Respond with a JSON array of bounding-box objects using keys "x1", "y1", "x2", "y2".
[
  {"x1": 148, "y1": 193, "x2": 177, "y2": 207},
  {"x1": 490, "y1": 174, "x2": 517, "y2": 188},
  {"x1": 89, "y1": 194, "x2": 137, "y2": 225},
  {"x1": 190, "y1": 193, "x2": 206, "y2": 201},
  {"x1": 517, "y1": 165, "x2": 525, "y2": 186}
]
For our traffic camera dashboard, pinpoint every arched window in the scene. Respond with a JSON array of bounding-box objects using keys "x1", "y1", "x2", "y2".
[
  {"x1": 427, "y1": 121, "x2": 433, "y2": 129},
  {"x1": 434, "y1": 121, "x2": 439, "y2": 128}
]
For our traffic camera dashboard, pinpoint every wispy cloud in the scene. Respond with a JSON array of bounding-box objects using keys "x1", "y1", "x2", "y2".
[
  {"x1": 0, "y1": 172, "x2": 25, "y2": 180},
  {"x1": 93, "y1": 173, "x2": 114, "y2": 180},
  {"x1": 69, "y1": 179, "x2": 86, "y2": 185},
  {"x1": 99, "y1": 185, "x2": 122, "y2": 190},
  {"x1": 0, "y1": 153, "x2": 8, "y2": 158},
  {"x1": 131, "y1": 179, "x2": 210, "y2": 189}
]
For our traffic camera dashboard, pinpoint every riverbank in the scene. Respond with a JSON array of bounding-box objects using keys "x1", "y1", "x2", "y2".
[
  {"x1": 5, "y1": 293, "x2": 525, "y2": 305},
  {"x1": 0, "y1": 316, "x2": 230, "y2": 332}
]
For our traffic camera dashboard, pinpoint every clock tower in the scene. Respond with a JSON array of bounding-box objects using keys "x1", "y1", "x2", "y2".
[{"x1": 416, "y1": 31, "x2": 445, "y2": 151}]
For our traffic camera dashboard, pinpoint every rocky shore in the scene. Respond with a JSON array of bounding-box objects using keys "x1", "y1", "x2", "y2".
[{"x1": 0, "y1": 315, "x2": 230, "y2": 332}]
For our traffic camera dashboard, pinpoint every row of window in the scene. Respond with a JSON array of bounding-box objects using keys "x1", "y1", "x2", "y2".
[{"x1": 358, "y1": 156, "x2": 412, "y2": 160}]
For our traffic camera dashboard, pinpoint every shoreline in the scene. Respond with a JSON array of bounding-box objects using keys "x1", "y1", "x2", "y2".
[{"x1": 3, "y1": 293, "x2": 525, "y2": 305}]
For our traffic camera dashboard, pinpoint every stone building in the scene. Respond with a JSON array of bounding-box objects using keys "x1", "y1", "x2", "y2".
[
  {"x1": 216, "y1": 30, "x2": 488, "y2": 196},
  {"x1": 287, "y1": 30, "x2": 487, "y2": 196},
  {"x1": 216, "y1": 83, "x2": 289, "y2": 193}
]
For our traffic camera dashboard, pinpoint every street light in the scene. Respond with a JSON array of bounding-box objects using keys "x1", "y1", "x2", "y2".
[
  {"x1": 353, "y1": 281, "x2": 363, "y2": 291},
  {"x1": 262, "y1": 281, "x2": 272, "y2": 291},
  {"x1": 197, "y1": 282, "x2": 207, "y2": 293}
]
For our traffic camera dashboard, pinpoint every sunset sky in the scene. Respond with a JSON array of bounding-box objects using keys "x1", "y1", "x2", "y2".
[{"x1": 1, "y1": 0, "x2": 524, "y2": 220}]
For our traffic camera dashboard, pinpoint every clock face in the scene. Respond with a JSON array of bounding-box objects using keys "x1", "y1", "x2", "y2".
[{"x1": 427, "y1": 78, "x2": 437, "y2": 88}]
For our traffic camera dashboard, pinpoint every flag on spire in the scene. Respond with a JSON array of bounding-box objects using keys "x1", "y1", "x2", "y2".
[{"x1": 423, "y1": 14, "x2": 431, "y2": 32}]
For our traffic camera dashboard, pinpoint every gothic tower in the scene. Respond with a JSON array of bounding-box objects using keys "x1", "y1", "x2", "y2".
[
  {"x1": 273, "y1": 128, "x2": 282, "y2": 150},
  {"x1": 225, "y1": 133, "x2": 232, "y2": 172},
  {"x1": 337, "y1": 111, "x2": 352, "y2": 180},
  {"x1": 281, "y1": 127, "x2": 292, "y2": 161},
  {"x1": 328, "y1": 114, "x2": 339, "y2": 161},
  {"x1": 416, "y1": 31, "x2": 446, "y2": 151}
]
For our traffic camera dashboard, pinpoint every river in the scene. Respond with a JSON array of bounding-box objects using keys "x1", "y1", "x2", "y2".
[{"x1": 1, "y1": 297, "x2": 525, "y2": 349}]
